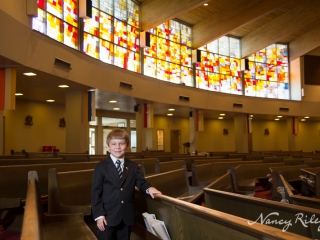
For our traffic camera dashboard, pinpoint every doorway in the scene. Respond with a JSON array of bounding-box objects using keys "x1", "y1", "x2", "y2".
[{"x1": 170, "y1": 130, "x2": 181, "y2": 153}]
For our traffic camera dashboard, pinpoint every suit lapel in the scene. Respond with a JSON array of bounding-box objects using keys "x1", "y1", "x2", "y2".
[
  {"x1": 104, "y1": 157, "x2": 121, "y2": 184},
  {"x1": 121, "y1": 158, "x2": 131, "y2": 185}
]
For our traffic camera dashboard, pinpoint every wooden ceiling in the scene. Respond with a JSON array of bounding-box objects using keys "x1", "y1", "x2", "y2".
[{"x1": 139, "y1": 0, "x2": 320, "y2": 60}]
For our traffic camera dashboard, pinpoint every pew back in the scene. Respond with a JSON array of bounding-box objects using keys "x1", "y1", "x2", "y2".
[
  {"x1": 204, "y1": 188, "x2": 320, "y2": 238},
  {"x1": 0, "y1": 161, "x2": 98, "y2": 209},
  {"x1": 134, "y1": 192, "x2": 306, "y2": 240},
  {"x1": 155, "y1": 160, "x2": 186, "y2": 174},
  {"x1": 145, "y1": 169, "x2": 203, "y2": 203}
]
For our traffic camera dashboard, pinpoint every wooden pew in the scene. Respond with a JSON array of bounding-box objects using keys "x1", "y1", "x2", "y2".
[
  {"x1": 283, "y1": 158, "x2": 311, "y2": 166},
  {"x1": 191, "y1": 160, "x2": 263, "y2": 186},
  {"x1": 0, "y1": 155, "x2": 26, "y2": 159},
  {"x1": 155, "y1": 159, "x2": 186, "y2": 174},
  {"x1": 21, "y1": 171, "x2": 97, "y2": 240},
  {"x1": 279, "y1": 174, "x2": 320, "y2": 209},
  {"x1": 0, "y1": 157, "x2": 64, "y2": 166},
  {"x1": 227, "y1": 167, "x2": 255, "y2": 196},
  {"x1": 57, "y1": 154, "x2": 89, "y2": 162},
  {"x1": 26, "y1": 152, "x2": 56, "y2": 158},
  {"x1": 131, "y1": 158, "x2": 157, "y2": 175},
  {"x1": 269, "y1": 165, "x2": 308, "y2": 201},
  {"x1": 134, "y1": 191, "x2": 306, "y2": 240},
  {"x1": 0, "y1": 161, "x2": 98, "y2": 209},
  {"x1": 145, "y1": 169, "x2": 203, "y2": 203},
  {"x1": 300, "y1": 167, "x2": 320, "y2": 198},
  {"x1": 203, "y1": 188, "x2": 319, "y2": 238},
  {"x1": 48, "y1": 168, "x2": 93, "y2": 215},
  {"x1": 48, "y1": 163, "x2": 145, "y2": 216}
]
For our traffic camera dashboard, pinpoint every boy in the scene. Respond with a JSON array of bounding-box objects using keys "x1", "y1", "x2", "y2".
[{"x1": 91, "y1": 129, "x2": 162, "y2": 240}]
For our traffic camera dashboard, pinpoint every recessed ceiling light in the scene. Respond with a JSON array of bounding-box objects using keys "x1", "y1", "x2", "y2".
[
  {"x1": 204, "y1": 2, "x2": 208, "y2": 6},
  {"x1": 304, "y1": 116, "x2": 310, "y2": 118},
  {"x1": 15, "y1": 93, "x2": 23, "y2": 96},
  {"x1": 301, "y1": 119, "x2": 306, "y2": 121},
  {"x1": 218, "y1": 117, "x2": 223, "y2": 119},
  {"x1": 250, "y1": 115, "x2": 253, "y2": 117},
  {"x1": 220, "y1": 113, "x2": 225, "y2": 116},
  {"x1": 277, "y1": 116, "x2": 282, "y2": 118},
  {"x1": 109, "y1": 100, "x2": 117, "y2": 103},
  {"x1": 275, "y1": 118, "x2": 279, "y2": 121},
  {"x1": 167, "y1": 113, "x2": 173, "y2": 116},
  {"x1": 46, "y1": 99, "x2": 55, "y2": 102},
  {"x1": 23, "y1": 72, "x2": 37, "y2": 76},
  {"x1": 58, "y1": 85, "x2": 69, "y2": 88},
  {"x1": 113, "y1": 108, "x2": 120, "y2": 110},
  {"x1": 168, "y1": 108, "x2": 175, "y2": 111}
]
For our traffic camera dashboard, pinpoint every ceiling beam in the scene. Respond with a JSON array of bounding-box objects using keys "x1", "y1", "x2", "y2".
[
  {"x1": 140, "y1": 0, "x2": 207, "y2": 31},
  {"x1": 193, "y1": 0, "x2": 291, "y2": 49},
  {"x1": 242, "y1": 0, "x2": 320, "y2": 57},
  {"x1": 290, "y1": 21, "x2": 320, "y2": 61}
]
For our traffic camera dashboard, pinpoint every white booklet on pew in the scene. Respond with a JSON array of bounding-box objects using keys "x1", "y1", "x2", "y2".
[
  {"x1": 142, "y1": 212, "x2": 171, "y2": 240},
  {"x1": 142, "y1": 212, "x2": 157, "y2": 235}
]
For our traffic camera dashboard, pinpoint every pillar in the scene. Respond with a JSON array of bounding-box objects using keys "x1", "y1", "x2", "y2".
[
  {"x1": 65, "y1": 90, "x2": 89, "y2": 153},
  {"x1": 287, "y1": 117, "x2": 298, "y2": 151},
  {"x1": 97, "y1": 116, "x2": 103, "y2": 154},
  {"x1": 0, "y1": 111, "x2": 3, "y2": 155},
  {"x1": 234, "y1": 114, "x2": 249, "y2": 153}
]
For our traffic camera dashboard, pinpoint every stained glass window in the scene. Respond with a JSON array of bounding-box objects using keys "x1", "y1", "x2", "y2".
[
  {"x1": 83, "y1": 0, "x2": 140, "y2": 72},
  {"x1": 144, "y1": 20, "x2": 193, "y2": 86},
  {"x1": 33, "y1": 0, "x2": 79, "y2": 49},
  {"x1": 244, "y1": 43, "x2": 289, "y2": 99},
  {"x1": 197, "y1": 36, "x2": 242, "y2": 95}
]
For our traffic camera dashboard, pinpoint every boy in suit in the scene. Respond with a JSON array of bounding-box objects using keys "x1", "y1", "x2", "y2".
[{"x1": 91, "y1": 129, "x2": 162, "y2": 240}]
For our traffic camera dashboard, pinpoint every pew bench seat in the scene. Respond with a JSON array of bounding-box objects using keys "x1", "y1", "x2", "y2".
[
  {"x1": 21, "y1": 171, "x2": 97, "y2": 240},
  {"x1": 145, "y1": 168, "x2": 204, "y2": 203}
]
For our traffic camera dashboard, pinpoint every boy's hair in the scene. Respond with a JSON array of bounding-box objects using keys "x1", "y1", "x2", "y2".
[{"x1": 106, "y1": 129, "x2": 130, "y2": 146}]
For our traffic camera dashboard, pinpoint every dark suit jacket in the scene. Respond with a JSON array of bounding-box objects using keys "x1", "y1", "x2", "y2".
[{"x1": 91, "y1": 156, "x2": 151, "y2": 226}]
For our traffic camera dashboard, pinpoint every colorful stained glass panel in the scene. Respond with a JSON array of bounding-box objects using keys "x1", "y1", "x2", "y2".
[
  {"x1": 33, "y1": 8, "x2": 46, "y2": 33},
  {"x1": 64, "y1": 0, "x2": 78, "y2": 27},
  {"x1": 47, "y1": 0, "x2": 63, "y2": 18},
  {"x1": 64, "y1": 22, "x2": 78, "y2": 49},
  {"x1": 100, "y1": 39, "x2": 113, "y2": 64},
  {"x1": 83, "y1": 33, "x2": 99, "y2": 58},
  {"x1": 127, "y1": 0, "x2": 139, "y2": 27}
]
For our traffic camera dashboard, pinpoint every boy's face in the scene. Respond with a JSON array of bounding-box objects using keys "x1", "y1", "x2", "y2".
[{"x1": 108, "y1": 138, "x2": 128, "y2": 159}]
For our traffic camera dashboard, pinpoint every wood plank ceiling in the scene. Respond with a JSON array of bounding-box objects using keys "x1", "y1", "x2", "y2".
[{"x1": 139, "y1": 0, "x2": 320, "y2": 61}]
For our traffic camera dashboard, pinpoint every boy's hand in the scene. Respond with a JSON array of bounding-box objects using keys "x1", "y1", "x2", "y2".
[
  {"x1": 97, "y1": 218, "x2": 107, "y2": 231},
  {"x1": 148, "y1": 187, "x2": 162, "y2": 199}
]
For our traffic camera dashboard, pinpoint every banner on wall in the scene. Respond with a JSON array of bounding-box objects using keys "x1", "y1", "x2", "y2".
[
  {"x1": 194, "y1": 110, "x2": 204, "y2": 131},
  {"x1": 88, "y1": 90, "x2": 96, "y2": 122},
  {"x1": 292, "y1": 117, "x2": 299, "y2": 135},
  {"x1": 143, "y1": 103, "x2": 154, "y2": 128},
  {"x1": 0, "y1": 68, "x2": 16, "y2": 110}
]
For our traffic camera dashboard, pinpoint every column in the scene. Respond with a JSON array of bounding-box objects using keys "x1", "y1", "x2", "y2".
[
  {"x1": 234, "y1": 114, "x2": 249, "y2": 153},
  {"x1": 97, "y1": 116, "x2": 103, "y2": 154},
  {"x1": 287, "y1": 117, "x2": 298, "y2": 151},
  {"x1": 189, "y1": 110, "x2": 203, "y2": 154},
  {"x1": 65, "y1": 90, "x2": 89, "y2": 153},
  {"x1": 135, "y1": 103, "x2": 154, "y2": 152},
  {"x1": 0, "y1": 111, "x2": 3, "y2": 155}
]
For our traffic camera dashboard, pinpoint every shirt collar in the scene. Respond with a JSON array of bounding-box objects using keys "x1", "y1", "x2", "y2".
[{"x1": 110, "y1": 154, "x2": 124, "y2": 165}]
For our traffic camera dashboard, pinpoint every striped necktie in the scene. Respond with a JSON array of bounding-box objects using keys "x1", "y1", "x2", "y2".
[{"x1": 116, "y1": 160, "x2": 123, "y2": 178}]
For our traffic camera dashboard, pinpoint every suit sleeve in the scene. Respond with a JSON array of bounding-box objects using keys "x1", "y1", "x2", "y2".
[
  {"x1": 91, "y1": 163, "x2": 106, "y2": 219},
  {"x1": 134, "y1": 162, "x2": 151, "y2": 194}
]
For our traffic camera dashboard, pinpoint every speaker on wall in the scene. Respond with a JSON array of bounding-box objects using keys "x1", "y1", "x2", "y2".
[
  {"x1": 80, "y1": 0, "x2": 92, "y2": 19},
  {"x1": 26, "y1": 0, "x2": 38, "y2": 17},
  {"x1": 134, "y1": 104, "x2": 140, "y2": 112}
]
